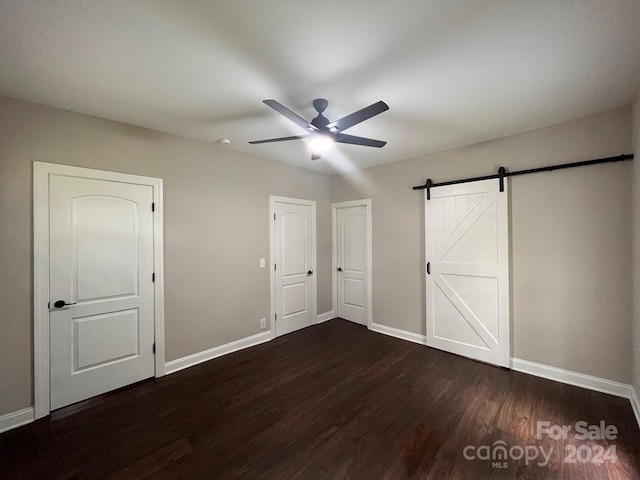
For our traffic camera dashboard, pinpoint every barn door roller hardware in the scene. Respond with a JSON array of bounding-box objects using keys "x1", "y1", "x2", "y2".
[{"x1": 413, "y1": 154, "x2": 634, "y2": 199}]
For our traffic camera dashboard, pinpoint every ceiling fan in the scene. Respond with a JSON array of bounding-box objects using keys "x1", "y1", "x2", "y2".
[{"x1": 249, "y1": 98, "x2": 389, "y2": 160}]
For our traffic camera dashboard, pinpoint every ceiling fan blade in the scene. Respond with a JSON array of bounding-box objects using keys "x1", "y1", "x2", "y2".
[
  {"x1": 311, "y1": 152, "x2": 321, "y2": 161},
  {"x1": 249, "y1": 135, "x2": 308, "y2": 144},
  {"x1": 336, "y1": 133, "x2": 387, "y2": 148},
  {"x1": 327, "y1": 101, "x2": 389, "y2": 132},
  {"x1": 263, "y1": 99, "x2": 318, "y2": 132}
]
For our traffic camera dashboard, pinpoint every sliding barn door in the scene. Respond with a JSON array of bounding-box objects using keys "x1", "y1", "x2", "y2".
[{"x1": 425, "y1": 179, "x2": 510, "y2": 367}]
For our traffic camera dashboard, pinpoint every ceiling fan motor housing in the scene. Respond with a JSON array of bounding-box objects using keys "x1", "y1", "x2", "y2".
[
  {"x1": 311, "y1": 98, "x2": 330, "y2": 129},
  {"x1": 312, "y1": 98, "x2": 328, "y2": 113}
]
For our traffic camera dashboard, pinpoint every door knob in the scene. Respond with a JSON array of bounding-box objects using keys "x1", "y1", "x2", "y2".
[
  {"x1": 53, "y1": 300, "x2": 76, "y2": 308},
  {"x1": 307, "y1": 270, "x2": 314, "y2": 276},
  {"x1": 337, "y1": 267, "x2": 343, "y2": 272}
]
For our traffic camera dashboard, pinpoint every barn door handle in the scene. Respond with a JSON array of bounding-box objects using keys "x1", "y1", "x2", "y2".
[
  {"x1": 307, "y1": 270, "x2": 314, "y2": 276},
  {"x1": 427, "y1": 262, "x2": 431, "y2": 275},
  {"x1": 53, "y1": 300, "x2": 76, "y2": 308},
  {"x1": 337, "y1": 267, "x2": 343, "y2": 272}
]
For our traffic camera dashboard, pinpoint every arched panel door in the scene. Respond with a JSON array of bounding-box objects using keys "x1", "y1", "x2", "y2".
[
  {"x1": 273, "y1": 199, "x2": 315, "y2": 337},
  {"x1": 49, "y1": 175, "x2": 155, "y2": 409},
  {"x1": 336, "y1": 206, "x2": 368, "y2": 325}
]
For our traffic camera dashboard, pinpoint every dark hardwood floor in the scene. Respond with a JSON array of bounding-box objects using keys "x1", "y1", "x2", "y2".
[{"x1": 1, "y1": 319, "x2": 639, "y2": 479}]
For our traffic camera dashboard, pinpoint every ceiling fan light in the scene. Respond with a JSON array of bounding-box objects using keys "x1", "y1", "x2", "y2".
[{"x1": 309, "y1": 135, "x2": 334, "y2": 153}]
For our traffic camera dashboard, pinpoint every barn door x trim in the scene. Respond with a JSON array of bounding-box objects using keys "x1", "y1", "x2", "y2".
[{"x1": 33, "y1": 162, "x2": 165, "y2": 419}]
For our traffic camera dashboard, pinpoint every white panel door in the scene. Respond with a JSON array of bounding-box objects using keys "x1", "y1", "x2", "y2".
[
  {"x1": 274, "y1": 201, "x2": 315, "y2": 337},
  {"x1": 425, "y1": 179, "x2": 510, "y2": 367},
  {"x1": 49, "y1": 175, "x2": 155, "y2": 409},
  {"x1": 336, "y1": 205, "x2": 368, "y2": 325}
]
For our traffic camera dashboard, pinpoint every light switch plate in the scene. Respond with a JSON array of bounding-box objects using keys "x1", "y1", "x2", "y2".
[{"x1": 259, "y1": 258, "x2": 266, "y2": 268}]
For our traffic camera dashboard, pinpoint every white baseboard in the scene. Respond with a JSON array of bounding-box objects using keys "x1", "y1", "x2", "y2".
[
  {"x1": 631, "y1": 388, "x2": 640, "y2": 429},
  {"x1": 165, "y1": 331, "x2": 272, "y2": 375},
  {"x1": 369, "y1": 322, "x2": 427, "y2": 346},
  {"x1": 0, "y1": 407, "x2": 34, "y2": 434},
  {"x1": 511, "y1": 358, "x2": 634, "y2": 399},
  {"x1": 368, "y1": 322, "x2": 640, "y2": 429},
  {"x1": 316, "y1": 311, "x2": 334, "y2": 324},
  {"x1": 512, "y1": 359, "x2": 640, "y2": 430}
]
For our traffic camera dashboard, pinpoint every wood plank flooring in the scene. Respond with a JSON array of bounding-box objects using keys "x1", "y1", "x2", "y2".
[{"x1": 1, "y1": 319, "x2": 639, "y2": 479}]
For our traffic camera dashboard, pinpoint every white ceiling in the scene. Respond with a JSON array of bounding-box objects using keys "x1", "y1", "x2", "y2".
[{"x1": 1, "y1": 1, "x2": 639, "y2": 174}]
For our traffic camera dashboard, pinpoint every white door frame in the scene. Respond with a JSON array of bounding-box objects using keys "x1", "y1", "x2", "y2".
[
  {"x1": 33, "y1": 161, "x2": 165, "y2": 419},
  {"x1": 331, "y1": 199, "x2": 372, "y2": 329},
  {"x1": 269, "y1": 195, "x2": 317, "y2": 339}
]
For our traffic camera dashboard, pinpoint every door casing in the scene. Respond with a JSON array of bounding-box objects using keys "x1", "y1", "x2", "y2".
[
  {"x1": 33, "y1": 161, "x2": 165, "y2": 419},
  {"x1": 331, "y1": 199, "x2": 372, "y2": 329},
  {"x1": 269, "y1": 195, "x2": 317, "y2": 339}
]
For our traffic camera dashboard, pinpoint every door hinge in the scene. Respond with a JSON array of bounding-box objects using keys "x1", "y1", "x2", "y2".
[
  {"x1": 153, "y1": 343, "x2": 156, "y2": 354},
  {"x1": 152, "y1": 272, "x2": 155, "y2": 282},
  {"x1": 274, "y1": 263, "x2": 277, "y2": 271},
  {"x1": 152, "y1": 202, "x2": 155, "y2": 212},
  {"x1": 48, "y1": 301, "x2": 50, "y2": 309},
  {"x1": 274, "y1": 213, "x2": 276, "y2": 220},
  {"x1": 426, "y1": 262, "x2": 431, "y2": 275},
  {"x1": 275, "y1": 313, "x2": 277, "y2": 321}
]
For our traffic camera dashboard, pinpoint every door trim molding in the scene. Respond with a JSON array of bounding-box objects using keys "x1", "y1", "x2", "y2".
[
  {"x1": 33, "y1": 161, "x2": 165, "y2": 419},
  {"x1": 331, "y1": 199, "x2": 372, "y2": 329},
  {"x1": 269, "y1": 195, "x2": 317, "y2": 340}
]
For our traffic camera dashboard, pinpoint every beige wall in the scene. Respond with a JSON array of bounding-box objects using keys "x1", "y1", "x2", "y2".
[
  {"x1": 633, "y1": 92, "x2": 640, "y2": 399},
  {"x1": 332, "y1": 107, "x2": 633, "y2": 383},
  {"x1": 0, "y1": 94, "x2": 635, "y2": 418},
  {"x1": 0, "y1": 96, "x2": 332, "y2": 416}
]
